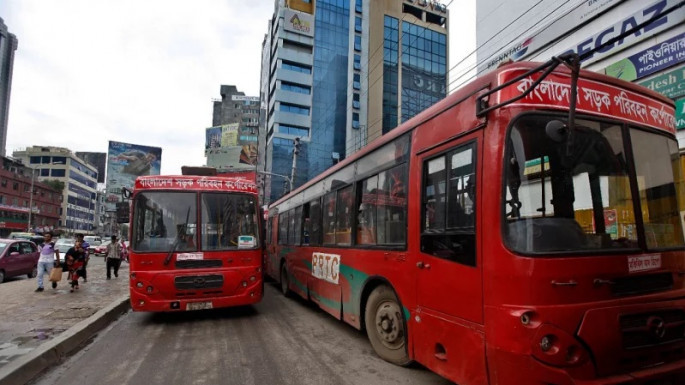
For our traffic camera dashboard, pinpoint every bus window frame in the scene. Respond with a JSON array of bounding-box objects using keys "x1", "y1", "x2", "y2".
[{"x1": 501, "y1": 111, "x2": 685, "y2": 257}]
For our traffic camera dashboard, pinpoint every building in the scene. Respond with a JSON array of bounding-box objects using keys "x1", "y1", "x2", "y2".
[
  {"x1": 260, "y1": 0, "x2": 449, "y2": 203},
  {"x1": 206, "y1": 85, "x2": 259, "y2": 172},
  {"x1": 474, "y1": 0, "x2": 684, "y2": 142},
  {"x1": 0, "y1": 156, "x2": 61, "y2": 237},
  {"x1": 13, "y1": 146, "x2": 98, "y2": 235},
  {"x1": 0, "y1": 18, "x2": 18, "y2": 157},
  {"x1": 75, "y1": 152, "x2": 107, "y2": 183}
]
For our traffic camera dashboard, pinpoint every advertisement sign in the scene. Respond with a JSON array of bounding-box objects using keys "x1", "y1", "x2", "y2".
[
  {"x1": 105, "y1": 141, "x2": 162, "y2": 211},
  {"x1": 479, "y1": 0, "x2": 621, "y2": 73},
  {"x1": 676, "y1": 98, "x2": 685, "y2": 130},
  {"x1": 402, "y1": 64, "x2": 446, "y2": 98},
  {"x1": 638, "y1": 64, "x2": 685, "y2": 99},
  {"x1": 221, "y1": 123, "x2": 239, "y2": 147},
  {"x1": 552, "y1": 0, "x2": 685, "y2": 66},
  {"x1": 604, "y1": 33, "x2": 685, "y2": 81},
  {"x1": 231, "y1": 95, "x2": 259, "y2": 102},
  {"x1": 239, "y1": 144, "x2": 258, "y2": 165},
  {"x1": 499, "y1": 67, "x2": 677, "y2": 133},
  {"x1": 205, "y1": 127, "x2": 222, "y2": 154},
  {"x1": 283, "y1": 9, "x2": 314, "y2": 37}
]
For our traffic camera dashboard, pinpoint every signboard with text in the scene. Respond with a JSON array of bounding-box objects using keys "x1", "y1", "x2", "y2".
[
  {"x1": 676, "y1": 98, "x2": 685, "y2": 130},
  {"x1": 604, "y1": 33, "x2": 685, "y2": 81},
  {"x1": 283, "y1": 9, "x2": 314, "y2": 37},
  {"x1": 498, "y1": 67, "x2": 676, "y2": 133},
  {"x1": 638, "y1": 64, "x2": 685, "y2": 99}
]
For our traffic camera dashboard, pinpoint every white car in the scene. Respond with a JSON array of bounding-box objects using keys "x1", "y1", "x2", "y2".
[{"x1": 55, "y1": 238, "x2": 75, "y2": 254}]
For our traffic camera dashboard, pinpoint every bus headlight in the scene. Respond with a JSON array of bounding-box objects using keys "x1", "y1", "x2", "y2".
[{"x1": 532, "y1": 324, "x2": 588, "y2": 367}]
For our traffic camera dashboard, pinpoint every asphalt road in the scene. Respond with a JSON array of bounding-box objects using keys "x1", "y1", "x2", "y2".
[{"x1": 31, "y1": 283, "x2": 453, "y2": 385}]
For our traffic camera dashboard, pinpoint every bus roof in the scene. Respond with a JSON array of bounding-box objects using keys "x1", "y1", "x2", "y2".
[
  {"x1": 269, "y1": 60, "x2": 676, "y2": 208},
  {"x1": 135, "y1": 175, "x2": 258, "y2": 194}
]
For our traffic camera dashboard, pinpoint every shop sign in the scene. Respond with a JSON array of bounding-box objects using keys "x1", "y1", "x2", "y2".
[
  {"x1": 638, "y1": 65, "x2": 685, "y2": 99},
  {"x1": 554, "y1": 0, "x2": 685, "y2": 66},
  {"x1": 605, "y1": 33, "x2": 685, "y2": 81},
  {"x1": 676, "y1": 98, "x2": 685, "y2": 130}
]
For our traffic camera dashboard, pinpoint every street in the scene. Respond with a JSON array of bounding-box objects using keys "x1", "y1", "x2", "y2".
[{"x1": 31, "y1": 283, "x2": 452, "y2": 385}]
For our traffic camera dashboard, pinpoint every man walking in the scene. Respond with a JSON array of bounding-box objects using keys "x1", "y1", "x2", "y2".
[
  {"x1": 36, "y1": 232, "x2": 60, "y2": 292},
  {"x1": 105, "y1": 235, "x2": 122, "y2": 279}
]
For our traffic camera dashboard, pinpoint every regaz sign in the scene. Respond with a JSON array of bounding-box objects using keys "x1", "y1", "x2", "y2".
[{"x1": 552, "y1": 0, "x2": 685, "y2": 65}]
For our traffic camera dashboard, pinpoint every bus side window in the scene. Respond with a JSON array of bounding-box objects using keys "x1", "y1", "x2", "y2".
[
  {"x1": 421, "y1": 142, "x2": 477, "y2": 267},
  {"x1": 309, "y1": 198, "x2": 322, "y2": 246}
]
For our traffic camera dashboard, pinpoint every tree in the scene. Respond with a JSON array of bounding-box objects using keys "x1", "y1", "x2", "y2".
[{"x1": 41, "y1": 179, "x2": 65, "y2": 192}]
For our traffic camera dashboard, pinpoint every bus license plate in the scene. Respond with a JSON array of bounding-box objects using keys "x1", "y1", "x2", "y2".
[{"x1": 186, "y1": 301, "x2": 213, "y2": 311}]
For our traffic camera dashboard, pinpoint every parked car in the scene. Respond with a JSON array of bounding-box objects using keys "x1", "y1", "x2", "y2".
[
  {"x1": 0, "y1": 238, "x2": 40, "y2": 283},
  {"x1": 55, "y1": 238, "x2": 75, "y2": 254},
  {"x1": 94, "y1": 240, "x2": 112, "y2": 256}
]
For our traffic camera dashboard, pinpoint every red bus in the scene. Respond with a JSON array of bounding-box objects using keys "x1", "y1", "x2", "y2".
[
  {"x1": 129, "y1": 174, "x2": 263, "y2": 312},
  {"x1": 264, "y1": 59, "x2": 685, "y2": 384}
]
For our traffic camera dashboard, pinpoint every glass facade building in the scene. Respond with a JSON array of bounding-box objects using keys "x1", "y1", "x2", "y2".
[
  {"x1": 261, "y1": 0, "x2": 448, "y2": 204},
  {"x1": 400, "y1": 22, "x2": 447, "y2": 123}
]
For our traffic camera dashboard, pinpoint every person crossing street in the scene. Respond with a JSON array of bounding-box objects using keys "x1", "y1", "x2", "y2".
[
  {"x1": 35, "y1": 232, "x2": 60, "y2": 292},
  {"x1": 105, "y1": 235, "x2": 123, "y2": 279}
]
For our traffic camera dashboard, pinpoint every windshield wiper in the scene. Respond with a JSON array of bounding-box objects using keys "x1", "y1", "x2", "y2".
[{"x1": 163, "y1": 206, "x2": 190, "y2": 266}]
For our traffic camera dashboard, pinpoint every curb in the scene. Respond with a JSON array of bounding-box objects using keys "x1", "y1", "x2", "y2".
[{"x1": 0, "y1": 294, "x2": 130, "y2": 385}]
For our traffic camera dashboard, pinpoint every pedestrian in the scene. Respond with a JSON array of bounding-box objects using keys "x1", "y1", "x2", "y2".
[
  {"x1": 36, "y1": 232, "x2": 60, "y2": 292},
  {"x1": 75, "y1": 234, "x2": 90, "y2": 282},
  {"x1": 105, "y1": 235, "x2": 122, "y2": 279},
  {"x1": 65, "y1": 240, "x2": 86, "y2": 292}
]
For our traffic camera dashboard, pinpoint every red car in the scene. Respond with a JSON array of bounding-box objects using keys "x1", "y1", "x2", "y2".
[
  {"x1": 93, "y1": 240, "x2": 111, "y2": 256},
  {"x1": 0, "y1": 238, "x2": 40, "y2": 283}
]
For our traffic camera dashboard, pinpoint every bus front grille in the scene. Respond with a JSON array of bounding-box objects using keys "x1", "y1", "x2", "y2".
[
  {"x1": 620, "y1": 309, "x2": 685, "y2": 350},
  {"x1": 611, "y1": 273, "x2": 673, "y2": 297},
  {"x1": 174, "y1": 275, "x2": 224, "y2": 290},
  {"x1": 175, "y1": 260, "x2": 223, "y2": 269}
]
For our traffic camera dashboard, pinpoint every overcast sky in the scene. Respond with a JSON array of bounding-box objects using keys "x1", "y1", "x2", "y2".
[{"x1": 0, "y1": 0, "x2": 475, "y2": 176}]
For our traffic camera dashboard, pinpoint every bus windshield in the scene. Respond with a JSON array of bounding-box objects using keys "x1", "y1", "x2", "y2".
[
  {"x1": 503, "y1": 113, "x2": 685, "y2": 254},
  {"x1": 132, "y1": 191, "x2": 260, "y2": 253},
  {"x1": 132, "y1": 191, "x2": 197, "y2": 253}
]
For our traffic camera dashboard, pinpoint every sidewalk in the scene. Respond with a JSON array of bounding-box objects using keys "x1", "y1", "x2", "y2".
[{"x1": 0, "y1": 256, "x2": 130, "y2": 385}]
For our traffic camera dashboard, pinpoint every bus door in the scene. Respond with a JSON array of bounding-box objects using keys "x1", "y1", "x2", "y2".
[{"x1": 414, "y1": 133, "x2": 486, "y2": 384}]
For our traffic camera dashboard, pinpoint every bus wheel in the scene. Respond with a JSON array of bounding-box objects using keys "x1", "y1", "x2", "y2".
[
  {"x1": 365, "y1": 285, "x2": 410, "y2": 366},
  {"x1": 280, "y1": 263, "x2": 291, "y2": 297}
]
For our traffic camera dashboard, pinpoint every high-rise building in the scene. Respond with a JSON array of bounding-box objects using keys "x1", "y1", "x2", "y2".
[
  {"x1": 75, "y1": 152, "x2": 107, "y2": 183},
  {"x1": 13, "y1": 146, "x2": 98, "y2": 234},
  {"x1": 0, "y1": 18, "x2": 18, "y2": 157},
  {"x1": 206, "y1": 85, "x2": 259, "y2": 171},
  {"x1": 260, "y1": 0, "x2": 449, "y2": 203}
]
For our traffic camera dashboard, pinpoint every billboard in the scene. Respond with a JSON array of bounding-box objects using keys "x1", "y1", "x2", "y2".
[
  {"x1": 205, "y1": 126, "x2": 222, "y2": 154},
  {"x1": 221, "y1": 123, "x2": 239, "y2": 147},
  {"x1": 105, "y1": 141, "x2": 162, "y2": 211},
  {"x1": 604, "y1": 33, "x2": 685, "y2": 81},
  {"x1": 283, "y1": 9, "x2": 314, "y2": 37}
]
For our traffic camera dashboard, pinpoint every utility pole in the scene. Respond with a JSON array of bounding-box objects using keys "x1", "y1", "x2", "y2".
[{"x1": 290, "y1": 137, "x2": 300, "y2": 192}]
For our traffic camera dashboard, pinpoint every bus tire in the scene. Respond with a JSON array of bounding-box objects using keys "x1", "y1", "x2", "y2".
[
  {"x1": 280, "y1": 262, "x2": 291, "y2": 297},
  {"x1": 364, "y1": 285, "x2": 410, "y2": 366}
]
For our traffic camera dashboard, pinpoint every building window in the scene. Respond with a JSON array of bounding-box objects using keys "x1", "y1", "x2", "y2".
[
  {"x1": 51, "y1": 169, "x2": 66, "y2": 177},
  {"x1": 352, "y1": 113, "x2": 360, "y2": 129},
  {"x1": 354, "y1": 54, "x2": 361, "y2": 70},
  {"x1": 30, "y1": 156, "x2": 40, "y2": 164},
  {"x1": 278, "y1": 124, "x2": 310, "y2": 137},
  {"x1": 355, "y1": 0, "x2": 362, "y2": 13},
  {"x1": 52, "y1": 156, "x2": 67, "y2": 164},
  {"x1": 281, "y1": 82, "x2": 311, "y2": 95},
  {"x1": 282, "y1": 61, "x2": 312, "y2": 74},
  {"x1": 355, "y1": 16, "x2": 362, "y2": 32},
  {"x1": 41, "y1": 156, "x2": 51, "y2": 164},
  {"x1": 354, "y1": 35, "x2": 361, "y2": 52},
  {"x1": 353, "y1": 93, "x2": 360, "y2": 109},
  {"x1": 40, "y1": 169, "x2": 49, "y2": 177},
  {"x1": 12, "y1": 182, "x2": 18, "y2": 191},
  {"x1": 280, "y1": 103, "x2": 310, "y2": 116},
  {"x1": 353, "y1": 73, "x2": 361, "y2": 90}
]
